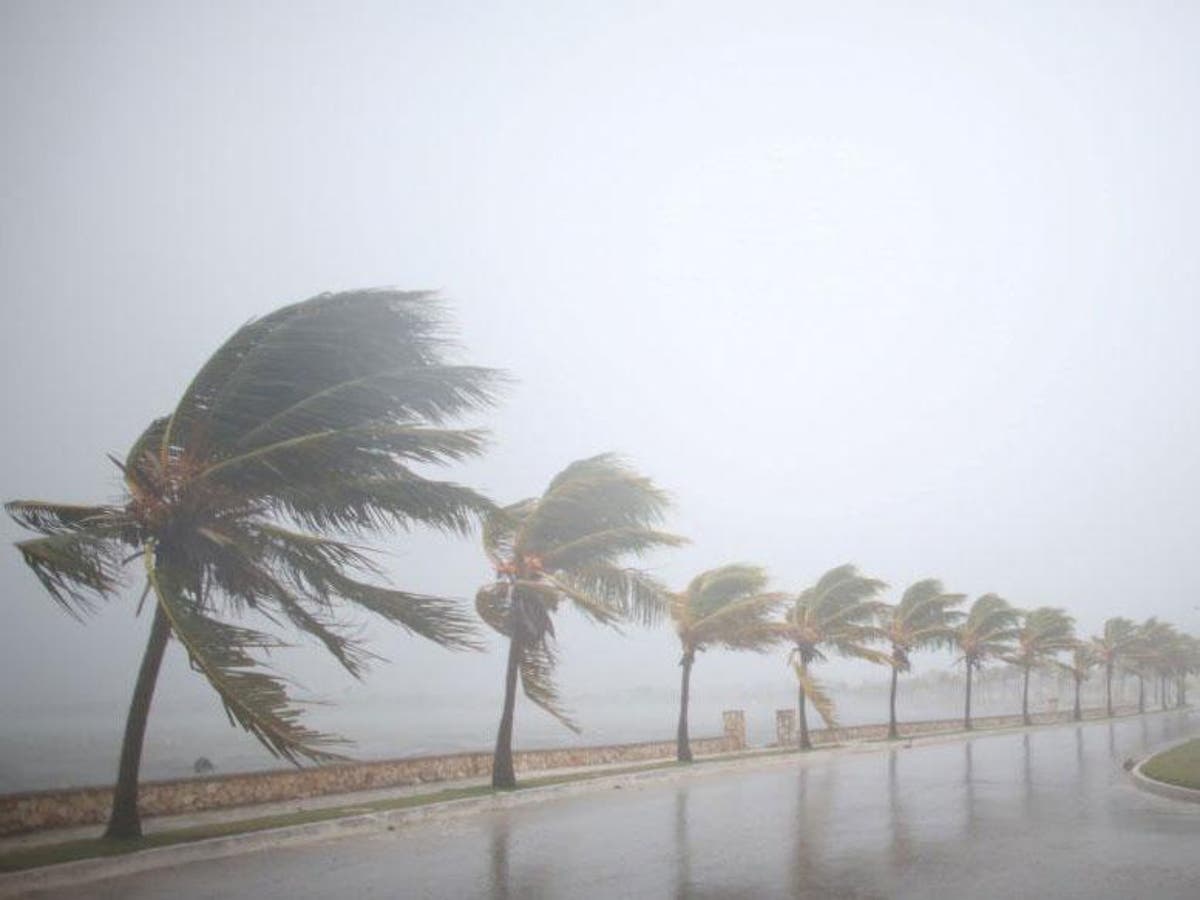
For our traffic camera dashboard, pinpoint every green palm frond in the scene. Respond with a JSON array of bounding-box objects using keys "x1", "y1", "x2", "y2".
[
  {"x1": 791, "y1": 656, "x2": 838, "y2": 728},
  {"x1": 519, "y1": 639, "x2": 580, "y2": 733},
  {"x1": 149, "y1": 556, "x2": 345, "y2": 764},
  {"x1": 160, "y1": 290, "x2": 499, "y2": 463},
  {"x1": 517, "y1": 454, "x2": 674, "y2": 554}
]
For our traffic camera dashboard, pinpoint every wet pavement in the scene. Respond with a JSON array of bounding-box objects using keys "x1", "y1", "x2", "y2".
[{"x1": 31, "y1": 712, "x2": 1200, "y2": 899}]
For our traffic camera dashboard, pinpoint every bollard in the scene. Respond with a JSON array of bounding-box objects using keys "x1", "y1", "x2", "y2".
[
  {"x1": 722, "y1": 710, "x2": 746, "y2": 750},
  {"x1": 776, "y1": 709, "x2": 796, "y2": 747}
]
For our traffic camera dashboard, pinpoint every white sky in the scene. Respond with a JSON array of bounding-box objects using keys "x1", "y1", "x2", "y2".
[{"x1": 3, "y1": 0, "x2": 1199, "y2": 750}]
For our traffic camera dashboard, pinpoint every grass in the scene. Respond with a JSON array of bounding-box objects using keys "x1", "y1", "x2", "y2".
[{"x1": 1140, "y1": 738, "x2": 1200, "y2": 790}]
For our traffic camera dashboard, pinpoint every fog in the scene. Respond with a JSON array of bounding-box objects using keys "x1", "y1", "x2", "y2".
[{"x1": 3, "y1": 0, "x2": 1200, "y2": 789}]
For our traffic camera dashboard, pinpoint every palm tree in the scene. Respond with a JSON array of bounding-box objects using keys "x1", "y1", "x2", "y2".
[
  {"x1": 669, "y1": 564, "x2": 785, "y2": 761},
  {"x1": 780, "y1": 564, "x2": 889, "y2": 750},
  {"x1": 954, "y1": 594, "x2": 1019, "y2": 730},
  {"x1": 1007, "y1": 607, "x2": 1076, "y2": 726},
  {"x1": 1133, "y1": 618, "x2": 1176, "y2": 713},
  {"x1": 6, "y1": 289, "x2": 498, "y2": 838},
  {"x1": 1056, "y1": 642, "x2": 1097, "y2": 721},
  {"x1": 475, "y1": 455, "x2": 685, "y2": 788},
  {"x1": 877, "y1": 579, "x2": 965, "y2": 739},
  {"x1": 1091, "y1": 617, "x2": 1138, "y2": 717}
]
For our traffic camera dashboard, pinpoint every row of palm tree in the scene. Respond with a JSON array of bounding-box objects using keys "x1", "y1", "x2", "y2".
[{"x1": 7, "y1": 289, "x2": 1199, "y2": 836}]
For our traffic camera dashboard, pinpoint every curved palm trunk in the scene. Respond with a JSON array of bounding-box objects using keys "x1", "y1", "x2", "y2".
[
  {"x1": 1137, "y1": 673, "x2": 1145, "y2": 714},
  {"x1": 1161, "y1": 674, "x2": 1169, "y2": 712},
  {"x1": 105, "y1": 604, "x2": 171, "y2": 839},
  {"x1": 676, "y1": 650, "x2": 695, "y2": 763},
  {"x1": 1021, "y1": 665, "x2": 1031, "y2": 726},
  {"x1": 887, "y1": 665, "x2": 900, "y2": 739},
  {"x1": 1073, "y1": 676, "x2": 1082, "y2": 721},
  {"x1": 492, "y1": 634, "x2": 523, "y2": 789},
  {"x1": 964, "y1": 663, "x2": 974, "y2": 731},
  {"x1": 1105, "y1": 662, "x2": 1113, "y2": 717},
  {"x1": 797, "y1": 658, "x2": 812, "y2": 751}
]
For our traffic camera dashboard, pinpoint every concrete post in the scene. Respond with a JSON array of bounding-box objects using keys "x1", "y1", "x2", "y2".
[
  {"x1": 776, "y1": 709, "x2": 796, "y2": 747},
  {"x1": 722, "y1": 710, "x2": 746, "y2": 750}
]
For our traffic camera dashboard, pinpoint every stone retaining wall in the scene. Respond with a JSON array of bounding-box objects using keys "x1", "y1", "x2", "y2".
[{"x1": 0, "y1": 714, "x2": 745, "y2": 837}]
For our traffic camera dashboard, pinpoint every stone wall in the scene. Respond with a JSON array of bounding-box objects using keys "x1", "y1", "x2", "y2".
[{"x1": 0, "y1": 720, "x2": 744, "y2": 837}]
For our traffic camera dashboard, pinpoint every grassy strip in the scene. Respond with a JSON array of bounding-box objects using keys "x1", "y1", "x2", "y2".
[
  {"x1": 1140, "y1": 738, "x2": 1200, "y2": 790},
  {"x1": 0, "y1": 759, "x2": 694, "y2": 874}
]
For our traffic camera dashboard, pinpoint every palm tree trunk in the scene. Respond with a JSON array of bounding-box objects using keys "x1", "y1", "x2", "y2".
[
  {"x1": 1073, "y1": 676, "x2": 1082, "y2": 721},
  {"x1": 105, "y1": 604, "x2": 171, "y2": 839},
  {"x1": 676, "y1": 650, "x2": 694, "y2": 763},
  {"x1": 798, "y1": 659, "x2": 811, "y2": 751},
  {"x1": 1105, "y1": 662, "x2": 1113, "y2": 717},
  {"x1": 1161, "y1": 674, "x2": 1168, "y2": 712},
  {"x1": 492, "y1": 634, "x2": 522, "y2": 789},
  {"x1": 887, "y1": 665, "x2": 899, "y2": 739},
  {"x1": 1137, "y1": 673, "x2": 1145, "y2": 714},
  {"x1": 1021, "y1": 666, "x2": 1031, "y2": 726},
  {"x1": 964, "y1": 663, "x2": 973, "y2": 731}
]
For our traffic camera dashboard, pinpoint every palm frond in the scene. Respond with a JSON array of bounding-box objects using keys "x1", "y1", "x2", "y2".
[
  {"x1": 553, "y1": 564, "x2": 672, "y2": 627},
  {"x1": 161, "y1": 290, "x2": 500, "y2": 462},
  {"x1": 519, "y1": 639, "x2": 580, "y2": 733},
  {"x1": 792, "y1": 660, "x2": 838, "y2": 728},
  {"x1": 149, "y1": 555, "x2": 346, "y2": 764}
]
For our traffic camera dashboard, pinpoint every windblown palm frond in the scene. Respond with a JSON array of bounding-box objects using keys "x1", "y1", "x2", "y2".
[
  {"x1": 673, "y1": 564, "x2": 786, "y2": 652},
  {"x1": 954, "y1": 594, "x2": 1020, "y2": 667},
  {"x1": 878, "y1": 579, "x2": 966, "y2": 671},
  {"x1": 1007, "y1": 607, "x2": 1076, "y2": 669},
  {"x1": 8, "y1": 289, "x2": 499, "y2": 768}
]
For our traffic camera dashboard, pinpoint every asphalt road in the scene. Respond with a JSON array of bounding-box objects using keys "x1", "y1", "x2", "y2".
[{"x1": 31, "y1": 712, "x2": 1200, "y2": 899}]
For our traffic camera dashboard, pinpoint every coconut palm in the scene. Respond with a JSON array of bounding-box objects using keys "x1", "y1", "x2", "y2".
[
  {"x1": 1131, "y1": 618, "x2": 1175, "y2": 713},
  {"x1": 475, "y1": 455, "x2": 685, "y2": 788},
  {"x1": 1056, "y1": 642, "x2": 1097, "y2": 721},
  {"x1": 780, "y1": 564, "x2": 889, "y2": 750},
  {"x1": 1007, "y1": 607, "x2": 1076, "y2": 726},
  {"x1": 6, "y1": 289, "x2": 498, "y2": 838},
  {"x1": 876, "y1": 579, "x2": 965, "y2": 739},
  {"x1": 954, "y1": 594, "x2": 1020, "y2": 730},
  {"x1": 669, "y1": 564, "x2": 785, "y2": 761},
  {"x1": 1091, "y1": 617, "x2": 1139, "y2": 717}
]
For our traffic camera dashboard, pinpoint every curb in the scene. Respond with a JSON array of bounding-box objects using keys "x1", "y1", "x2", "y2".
[{"x1": 1130, "y1": 736, "x2": 1200, "y2": 804}]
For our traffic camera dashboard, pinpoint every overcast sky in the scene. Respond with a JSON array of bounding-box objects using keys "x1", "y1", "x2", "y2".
[{"x1": 3, "y1": 0, "x2": 1200, "y2": 759}]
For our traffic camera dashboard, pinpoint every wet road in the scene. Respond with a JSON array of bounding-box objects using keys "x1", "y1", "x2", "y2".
[{"x1": 34, "y1": 712, "x2": 1200, "y2": 899}]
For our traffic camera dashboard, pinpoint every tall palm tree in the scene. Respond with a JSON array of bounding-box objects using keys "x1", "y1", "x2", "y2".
[
  {"x1": 1007, "y1": 607, "x2": 1076, "y2": 726},
  {"x1": 954, "y1": 594, "x2": 1019, "y2": 730},
  {"x1": 475, "y1": 455, "x2": 685, "y2": 788},
  {"x1": 6, "y1": 289, "x2": 498, "y2": 838},
  {"x1": 876, "y1": 579, "x2": 965, "y2": 739},
  {"x1": 779, "y1": 564, "x2": 889, "y2": 750},
  {"x1": 1091, "y1": 617, "x2": 1138, "y2": 717},
  {"x1": 1056, "y1": 642, "x2": 1097, "y2": 721},
  {"x1": 1133, "y1": 618, "x2": 1175, "y2": 713},
  {"x1": 669, "y1": 564, "x2": 785, "y2": 761}
]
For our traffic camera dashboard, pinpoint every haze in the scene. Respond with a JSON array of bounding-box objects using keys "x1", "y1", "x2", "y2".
[{"x1": 3, "y1": 0, "x2": 1199, "y2": 784}]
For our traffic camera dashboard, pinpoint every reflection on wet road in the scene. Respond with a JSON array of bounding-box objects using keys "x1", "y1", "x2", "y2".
[{"x1": 38, "y1": 712, "x2": 1200, "y2": 899}]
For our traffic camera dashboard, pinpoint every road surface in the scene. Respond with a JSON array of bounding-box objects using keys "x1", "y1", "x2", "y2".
[{"x1": 31, "y1": 712, "x2": 1200, "y2": 899}]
